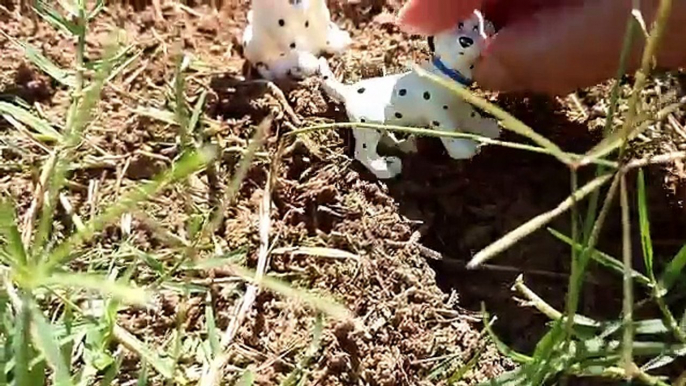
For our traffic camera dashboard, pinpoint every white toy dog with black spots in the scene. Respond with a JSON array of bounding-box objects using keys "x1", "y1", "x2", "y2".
[
  {"x1": 318, "y1": 13, "x2": 501, "y2": 179},
  {"x1": 242, "y1": 0, "x2": 352, "y2": 80}
]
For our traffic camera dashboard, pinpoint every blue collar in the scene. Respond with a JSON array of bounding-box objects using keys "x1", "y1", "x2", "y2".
[{"x1": 431, "y1": 57, "x2": 473, "y2": 87}]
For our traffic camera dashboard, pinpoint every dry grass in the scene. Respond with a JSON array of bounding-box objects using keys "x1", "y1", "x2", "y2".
[{"x1": 1, "y1": 0, "x2": 685, "y2": 385}]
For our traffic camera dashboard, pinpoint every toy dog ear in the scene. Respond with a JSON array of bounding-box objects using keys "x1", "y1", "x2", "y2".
[
  {"x1": 483, "y1": 20, "x2": 496, "y2": 36},
  {"x1": 427, "y1": 36, "x2": 435, "y2": 52}
]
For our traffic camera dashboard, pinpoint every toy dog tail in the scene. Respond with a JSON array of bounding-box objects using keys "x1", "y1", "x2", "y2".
[{"x1": 317, "y1": 58, "x2": 351, "y2": 103}]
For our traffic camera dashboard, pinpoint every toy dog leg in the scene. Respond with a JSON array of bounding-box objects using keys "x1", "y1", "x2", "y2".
[
  {"x1": 466, "y1": 109, "x2": 500, "y2": 140},
  {"x1": 428, "y1": 111, "x2": 480, "y2": 160},
  {"x1": 441, "y1": 136, "x2": 479, "y2": 159},
  {"x1": 443, "y1": 105, "x2": 501, "y2": 157},
  {"x1": 353, "y1": 128, "x2": 402, "y2": 179},
  {"x1": 260, "y1": 50, "x2": 320, "y2": 80},
  {"x1": 379, "y1": 133, "x2": 418, "y2": 154},
  {"x1": 317, "y1": 58, "x2": 348, "y2": 102},
  {"x1": 324, "y1": 22, "x2": 352, "y2": 54},
  {"x1": 287, "y1": 51, "x2": 321, "y2": 79}
]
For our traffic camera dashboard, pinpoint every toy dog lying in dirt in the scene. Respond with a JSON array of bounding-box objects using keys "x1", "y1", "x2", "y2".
[
  {"x1": 318, "y1": 13, "x2": 501, "y2": 179},
  {"x1": 242, "y1": 0, "x2": 352, "y2": 80}
]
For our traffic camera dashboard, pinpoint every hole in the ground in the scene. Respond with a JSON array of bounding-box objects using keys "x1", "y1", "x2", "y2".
[{"x1": 386, "y1": 94, "x2": 686, "y2": 379}]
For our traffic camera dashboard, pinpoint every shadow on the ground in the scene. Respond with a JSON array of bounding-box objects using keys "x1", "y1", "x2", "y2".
[{"x1": 378, "y1": 93, "x2": 686, "y2": 367}]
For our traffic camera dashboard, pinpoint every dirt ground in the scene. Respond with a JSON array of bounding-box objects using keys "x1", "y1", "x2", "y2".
[{"x1": 1, "y1": 0, "x2": 686, "y2": 385}]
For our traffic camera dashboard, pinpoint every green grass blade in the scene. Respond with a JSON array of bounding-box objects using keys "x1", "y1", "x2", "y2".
[
  {"x1": 39, "y1": 273, "x2": 150, "y2": 306},
  {"x1": 56, "y1": 0, "x2": 78, "y2": 16},
  {"x1": 641, "y1": 349, "x2": 686, "y2": 372},
  {"x1": 600, "y1": 319, "x2": 670, "y2": 338},
  {"x1": 29, "y1": 302, "x2": 74, "y2": 386},
  {"x1": 180, "y1": 249, "x2": 247, "y2": 271},
  {"x1": 290, "y1": 122, "x2": 618, "y2": 168},
  {"x1": 113, "y1": 325, "x2": 176, "y2": 381},
  {"x1": 548, "y1": 228, "x2": 652, "y2": 287},
  {"x1": 99, "y1": 352, "x2": 123, "y2": 386},
  {"x1": 620, "y1": 174, "x2": 635, "y2": 372},
  {"x1": 43, "y1": 146, "x2": 216, "y2": 271},
  {"x1": 659, "y1": 243, "x2": 686, "y2": 292},
  {"x1": 33, "y1": 0, "x2": 82, "y2": 36},
  {"x1": 581, "y1": 12, "x2": 639, "y2": 248},
  {"x1": 132, "y1": 107, "x2": 178, "y2": 126},
  {"x1": 637, "y1": 169, "x2": 656, "y2": 281},
  {"x1": 475, "y1": 368, "x2": 525, "y2": 386},
  {"x1": 104, "y1": 48, "x2": 142, "y2": 84},
  {"x1": 87, "y1": 0, "x2": 105, "y2": 20},
  {"x1": 204, "y1": 293, "x2": 220, "y2": 359},
  {"x1": 524, "y1": 321, "x2": 567, "y2": 384},
  {"x1": 237, "y1": 370, "x2": 255, "y2": 386},
  {"x1": 136, "y1": 359, "x2": 149, "y2": 386},
  {"x1": 13, "y1": 299, "x2": 31, "y2": 386},
  {"x1": 173, "y1": 52, "x2": 191, "y2": 149},
  {"x1": 468, "y1": 173, "x2": 613, "y2": 268},
  {"x1": 413, "y1": 65, "x2": 573, "y2": 165},
  {"x1": 0, "y1": 198, "x2": 27, "y2": 267},
  {"x1": 0, "y1": 102, "x2": 62, "y2": 141},
  {"x1": 448, "y1": 343, "x2": 486, "y2": 384},
  {"x1": 280, "y1": 313, "x2": 324, "y2": 386},
  {"x1": 481, "y1": 308, "x2": 533, "y2": 365},
  {"x1": 0, "y1": 32, "x2": 75, "y2": 88},
  {"x1": 32, "y1": 38, "x2": 122, "y2": 256},
  {"x1": 0, "y1": 295, "x2": 7, "y2": 385},
  {"x1": 189, "y1": 89, "x2": 208, "y2": 137},
  {"x1": 229, "y1": 264, "x2": 352, "y2": 321}
]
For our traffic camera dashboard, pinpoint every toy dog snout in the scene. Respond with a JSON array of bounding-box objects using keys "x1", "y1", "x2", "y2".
[{"x1": 458, "y1": 36, "x2": 474, "y2": 48}]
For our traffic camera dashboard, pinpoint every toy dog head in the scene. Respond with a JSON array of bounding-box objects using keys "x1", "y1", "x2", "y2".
[{"x1": 427, "y1": 13, "x2": 495, "y2": 76}]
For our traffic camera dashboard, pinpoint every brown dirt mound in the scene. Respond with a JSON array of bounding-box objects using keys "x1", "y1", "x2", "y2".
[{"x1": 2, "y1": 0, "x2": 686, "y2": 384}]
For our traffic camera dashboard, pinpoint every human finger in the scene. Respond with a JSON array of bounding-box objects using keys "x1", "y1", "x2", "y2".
[
  {"x1": 396, "y1": 0, "x2": 483, "y2": 35},
  {"x1": 396, "y1": 0, "x2": 575, "y2": 36},
  {"x1": 474, "y1": 0, "x2": 686, "y2": 95}
]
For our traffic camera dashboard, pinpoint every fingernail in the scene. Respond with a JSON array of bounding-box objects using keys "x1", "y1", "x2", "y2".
[{"x1": 395, "y1": 0, "x2": 429, "y2": 34}]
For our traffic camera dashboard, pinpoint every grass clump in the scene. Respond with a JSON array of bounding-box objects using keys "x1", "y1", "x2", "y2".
[
  {"x1": 410, "y1": 1, "x2": 686, "y2": 384},
  {"x1": 2, "y1": 0, "x2": 685, "y2": 385},
  {"x1": 296, "y1": 0, "x2": 686, "y2": 383},
  {"x1": 0, "y1": 1, "x2": 351, "y2": 385}
]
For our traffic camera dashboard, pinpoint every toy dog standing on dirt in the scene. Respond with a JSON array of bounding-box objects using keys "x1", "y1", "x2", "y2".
[
  {"x1": 242, "y1": 0, "x2": 352, "y2": 80},
  {"x1": 318, "y1": 13, "x2": 501, "y2": 179}
]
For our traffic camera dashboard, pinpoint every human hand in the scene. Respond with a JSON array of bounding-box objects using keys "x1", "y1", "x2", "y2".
[{"x1": 397, "y1": 0, "x2": 686, "y2": 95}]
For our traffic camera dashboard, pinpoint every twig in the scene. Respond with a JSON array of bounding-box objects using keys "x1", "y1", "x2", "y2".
[
  {"x1": 620, "y1": 174, "x2": 634, "y2": 375},
  {"x1": 467, "y1": 173, "x2": 613, "y2": 268},
  {"x1": 59, "y1": 192, "x2": 85, "y2": 233},
  {"x1": 618, "y1": 0, "x2": 674, "y2": 155},
  {"x1": 290, "y1": 122, "x2": 618, "y2": 168},
  {"x1": 21, "y1": 152, "x2": 57, "y2": 246},
  {"x1": 87, "y1": 179, "x2": 99, "y2": 220},
  {"x1": 512, "y1": 275, "x2": 564, "y2": 321},
  {"x1": 568, "y1": 93, "x2": 589, "y2": 121},
  {"x1": 198, "y1": 115, "x2": 271, "y2": 244},
  {"x1": 667, "y1": 114, "x2": 686, "y2": 140},
  {"x1": 201, "y1": 172, "x2": 273, "y2": 386},
  {"x1": 247, "y1": 80, "x2": 301, "y2": 126},
  {"x1": 152, "y1": 0, "x2": 164, "y2": 21},
  {"x1": 622, "y1": 151, "x2": 686, "y2": 171}
]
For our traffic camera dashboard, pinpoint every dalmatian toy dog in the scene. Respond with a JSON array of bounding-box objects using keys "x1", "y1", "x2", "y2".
[
  {"x1": 318, "y1": 13, "x2": 501, "y2": 179},
  {"x1": 242, "y1": 0, "x2": 352, "y2": 80}
]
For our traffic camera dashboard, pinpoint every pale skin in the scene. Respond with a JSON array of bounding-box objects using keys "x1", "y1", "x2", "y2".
[{"x1": 396, "y1": 0, "x2": 686, "y2": 96}]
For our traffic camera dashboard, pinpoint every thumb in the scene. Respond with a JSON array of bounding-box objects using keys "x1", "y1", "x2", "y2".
[
  {"x1": 474, "y1": 1, "x2": 648, "y2": 95},
  {"x1": 396, "y1": 0, "x2": 483, "y2": 35}
]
